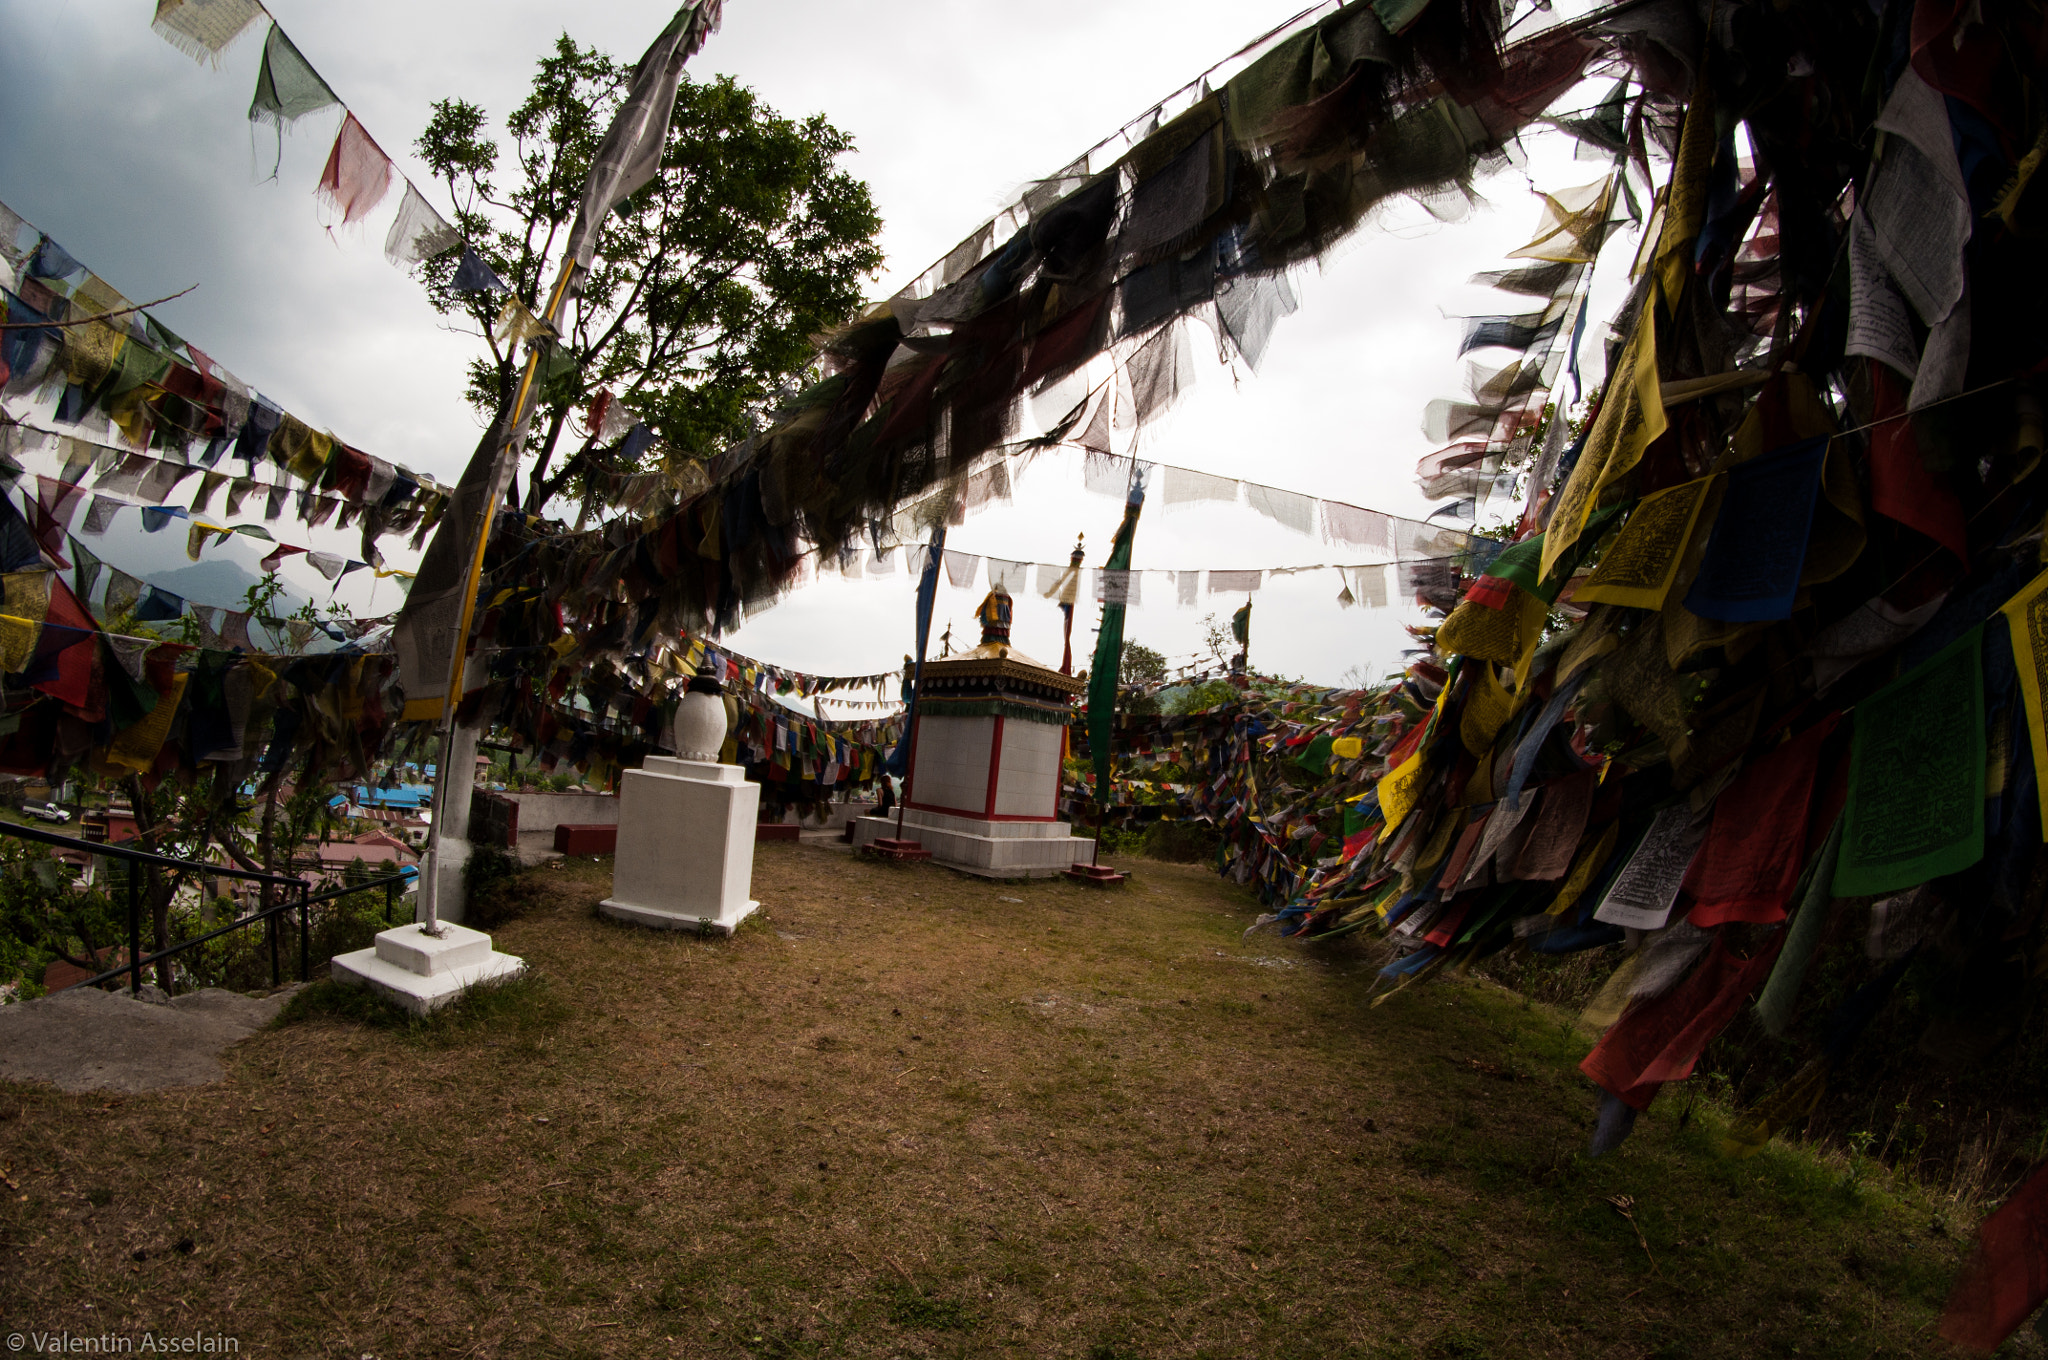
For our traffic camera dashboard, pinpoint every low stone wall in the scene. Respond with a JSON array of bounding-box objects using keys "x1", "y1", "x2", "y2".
[
  {"x1": 777, "y1": 801, "x2": 876, "y2": 831},
  {"x1": 504, "y1": 791, "x2": 620, "y2": 832},
  {"x1": 470, "y1": 790, "x2": 518, "y2": 849}
]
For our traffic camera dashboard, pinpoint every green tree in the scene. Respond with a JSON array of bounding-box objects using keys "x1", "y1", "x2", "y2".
[
  {"x1": 1119, "y1": 640, "x2": 1168, "y2": 688},
  {"x1": 415, "y1": 34, "x2": 884, "y2": 517}
]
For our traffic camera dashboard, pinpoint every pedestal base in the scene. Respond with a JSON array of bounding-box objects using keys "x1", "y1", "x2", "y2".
[
  {"x1": 601, "y1": 757, "x2": 761, "y2": 934},
  {"x1": 862, "y1": 837, "x2": 933, "y2": 863},
  {"x1": 596, "y1": 897, "x2": 760, "y2": 937},
  {"x1": 849, "y1": 809, "x2": 1093, "y2": 879},
  {"x1": 1063, "y1": 862, "x2": 1128, "y2": 887},
  {"x1": 330, "y1": 923, "x2": 524, "y2": 1017}
]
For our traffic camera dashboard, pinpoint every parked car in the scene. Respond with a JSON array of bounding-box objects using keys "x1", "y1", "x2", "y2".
[{"x1": 23, "y1": 803, "x2": 70, "y2": 824}]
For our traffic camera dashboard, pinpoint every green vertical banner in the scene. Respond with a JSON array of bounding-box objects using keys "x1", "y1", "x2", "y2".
[{"x1": 1087, "y1": 476, "x2": 1146, "y2": 808}]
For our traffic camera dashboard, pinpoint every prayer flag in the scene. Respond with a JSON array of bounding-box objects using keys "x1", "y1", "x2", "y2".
[
  {"x1": 1580, "y1": 931, "x2": 1783, "y2": 1110},
  {"x1": 247, "y1": 24, "x2": 337, "y2": 132},
  {"x1": 1684, "y1": 437, "x2": 1828, "y2": 622},
  {"x1": 152, "y1": 0, "x2": 263, "y2": 66},
  {"x1": 1572, "y1": 475, "x2": 1716, "y2": 611},
  {"x1": 1999, "y1": 569, "x2": 2048, "y2": 840},
  {"x1": 1684, "y1": 715, "x2": 1841, "y2": 926},
  {"x1": 560, "y1": 3, "x2": 724, "y2": 277},
  {"x1": 1088, "y1": 476, "x2": 1145, "y2": 809},
  {"x1": 317, "y1": 114, "x2": 395, "y2": 227},
  {"x1": 1940, "y1": 1161, "x2": 2048, "y2": 1352},
  {"x1": 1593, "y1": 803, "x2": 1709, "y2": 931},
  {"x1": 1833, "y1": 626, "x2": 1985, "y2": 896}
]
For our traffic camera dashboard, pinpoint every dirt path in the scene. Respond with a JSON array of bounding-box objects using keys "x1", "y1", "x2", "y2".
[{"x1": 0, "y1": 847, "x2": 1970, "y2": 1358}]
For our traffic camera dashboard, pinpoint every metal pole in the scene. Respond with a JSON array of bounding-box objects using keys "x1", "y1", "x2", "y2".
[
  {"x1": 126, "y1": 864, "x2": 139, "y2": 998},
  {"x1": 267, "y1": 906, "x2": 279, "y2": 988},
  {"x1": 893, "y1": 650, "x2": 932, "y2": 842},
  {"x1": 415, "y1": 261, "x2": 575, "y2": 938},
  {"x1": 298, "y1": 883, "x2": 310, "y2": 983},
  {"x1": 419, "y1": 712, "x2": 457, "y2": 935}
]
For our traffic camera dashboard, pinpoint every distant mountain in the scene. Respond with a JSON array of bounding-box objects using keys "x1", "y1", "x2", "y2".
[{"x1": 146, "y1": 559, "x2": 311, "y2": 614}]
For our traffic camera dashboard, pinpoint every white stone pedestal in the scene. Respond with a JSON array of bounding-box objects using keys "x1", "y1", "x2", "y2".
[
  {"x1": 849, "y1": 808, "x2": 1094, "y2": 879},
  {"x1": 599, "y1": 757, "x2": 761, "y2": 936},
  {"x1": 330, "y1": 923, "x2": 524, "y2": 1016}
]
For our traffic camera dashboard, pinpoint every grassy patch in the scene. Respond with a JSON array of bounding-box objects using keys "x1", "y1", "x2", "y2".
[
  {"x1": 274, "y1": 970, "x2": 568, "y2": 1046},
  {"x1": 0, "y1": 848, "x2": 1979, "y2": 1357}
]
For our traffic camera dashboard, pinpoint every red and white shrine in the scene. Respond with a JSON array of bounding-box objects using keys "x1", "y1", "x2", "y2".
[{"x1": 851, "y1": 586, "x2": 1092, "y2": 876}]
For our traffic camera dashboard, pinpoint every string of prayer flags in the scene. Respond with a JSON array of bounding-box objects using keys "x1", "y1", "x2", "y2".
[{"x1": 1833, "y1": 627, "x2": 1985, "y2": 897}]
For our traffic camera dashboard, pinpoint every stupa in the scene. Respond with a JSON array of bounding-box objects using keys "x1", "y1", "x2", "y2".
[{"x1": 851, "y1": 584, "x2": 1092, "y2": 877}]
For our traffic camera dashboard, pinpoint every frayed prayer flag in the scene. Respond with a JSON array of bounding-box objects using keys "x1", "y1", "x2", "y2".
[
  {"x1": 317, "y1": 114, "x2": 395, "y2": 227},
  {"x1": 152, "y1": 0, "x2": 263, "y2": 66}
]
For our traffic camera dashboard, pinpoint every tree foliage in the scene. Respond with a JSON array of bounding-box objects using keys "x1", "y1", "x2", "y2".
[
  {"x1": 1120, "y1": 640, "x2": 1168, "y2": 688},
  {"x1": 414, "y1": 35, "x2": 884, "y2": 516}
]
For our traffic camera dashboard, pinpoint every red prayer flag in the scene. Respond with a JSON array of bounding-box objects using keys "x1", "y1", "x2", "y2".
[
  {"x1": 30, "y1": 576, "x2": 100, "y2": 715},
  {"x1": 1941, "y1": 1161, "x2": 2048, "y2": 1353},
  {"x1": 1684, "y1": 713, "x2": 1841, "y2": 926},
  {"x1": 1462, "y1": 575, "x2": 1515, "y2": 610},
  {"x1": 317, "y1": 114, "x2": 395, "y2": 227},
  {"x1": 1580, "y1": 932, "x2": 1784, "y2": 1110},
  {"x1": 1867, "y1": 362, "x2": 1967, "y2": 562}
]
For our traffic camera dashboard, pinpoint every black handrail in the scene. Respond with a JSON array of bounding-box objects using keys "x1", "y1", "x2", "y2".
[{"x1": 2, "y1": 820, "x2": 412, "y2": 998}]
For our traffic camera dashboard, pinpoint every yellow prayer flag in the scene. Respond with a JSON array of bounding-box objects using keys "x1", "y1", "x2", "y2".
[
  {"x1": 1377, "y1": 680, "x2": 1451, "y2": 833},
  {"x1": 1999, "y1": 566, "x2": 2048, "y2": 840},
  {"x1": 1331, "y1": 736, "x2": 1363, "y2": 760},
  {"x1": 106, "y1": 672, "x2": 188, "y2": 773},
  {"x1": 1546, "y1": 821, "x2": 1618, "y2": 917},
  {"x1": 0, "y1": 615, "x2": 38, "y2": 675},
  {"x1": 1459, "y1": 663, "x2": 1513, "y2": 757},
  {"x1": 1572, "y1": 474, "x2": 1719, "y2": 611},
  {"x1": 1654, "y1": 83, "x2": 1719, "y2": 304},
  {"x1": 1539, "y1": 290, "x2": 1667, "y2": 580},
  {"x1": 1438, "y1": 586, "x2": 1549, "y2": 666}
]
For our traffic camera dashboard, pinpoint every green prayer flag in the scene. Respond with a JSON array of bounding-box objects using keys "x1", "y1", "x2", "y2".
[
  {"x1": 248, "y1": 24, "x2": 338, "y2": 132},
  {"x1": 1087, "y1": 484, "x2": 1145, "y2": 806},
  {"x1": 1833, "y1": 626, "x2": 1986, "y2": 897},
  {"x1": 1297, "y1": 734, "x2": 1334, "y2": 774}
]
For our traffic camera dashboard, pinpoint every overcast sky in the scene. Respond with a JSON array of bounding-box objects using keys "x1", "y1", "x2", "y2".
[{"x1": 0, "y1": 0, "x2": 1628, "y2": 699}]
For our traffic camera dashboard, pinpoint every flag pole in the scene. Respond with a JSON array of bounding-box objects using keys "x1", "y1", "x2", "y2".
[
  {"x1": 417, "y1": 265, "x2": 574, "y2": 937},
  {"x1": 888, "y1": 527, "x2": 945, "y2": 847},
  {"x1": 409, "y1": 0, "x2": 723, "y2": 935}
]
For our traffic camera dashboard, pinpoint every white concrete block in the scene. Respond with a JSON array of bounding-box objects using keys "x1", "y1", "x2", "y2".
[
  {"x1": 599, "y1": 761, "x2": 761, "y2": 935},
  {"x1": 331, "y1": 925, "x2": 524, "y2": 1016},
  {"x1": 374, "y1": 923, "x2": 493, "y2": 976}
]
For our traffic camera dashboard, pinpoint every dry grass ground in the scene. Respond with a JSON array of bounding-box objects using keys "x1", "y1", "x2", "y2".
[{"x1": 0, "y1": 845, "x2": 1980, "y2": 1359}]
